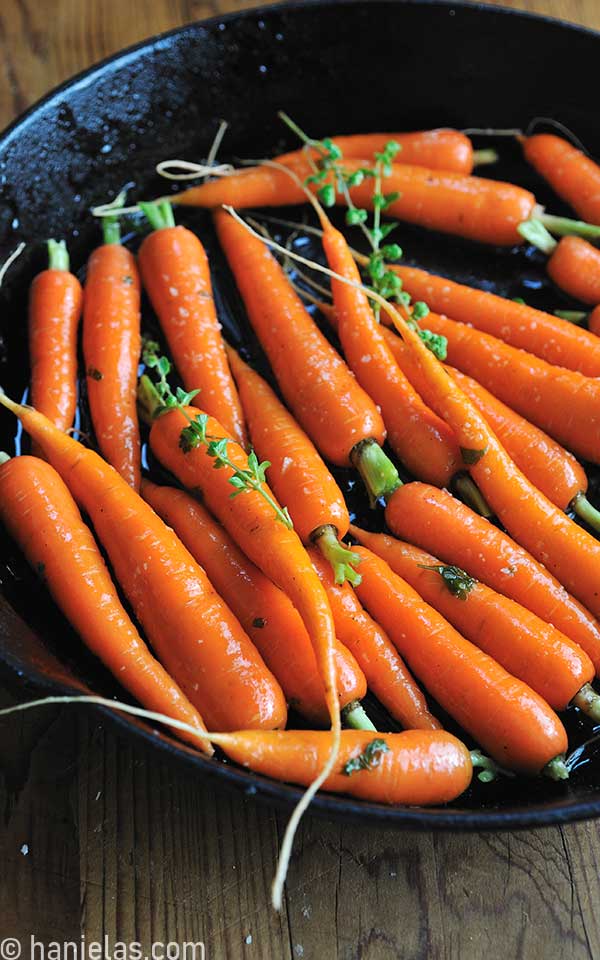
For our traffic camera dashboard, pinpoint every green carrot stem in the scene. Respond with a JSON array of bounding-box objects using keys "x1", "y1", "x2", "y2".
[
  {"x1": 518, "y1": 218, "x2": 557, "y2": 255},
  {"x1": 47, "y1": 239, "x2": 69, "y2": 271},
  {"x1": 350, "y1": 438, "x2": 402, "y2": 506},
  {"x1": 277, "y1": 110, "x2": 317, "y2": 149},
  {"x1": 453, "y1": 474, "x2": 494, "y2": 519},
  {"x1": 472, "y1": 148, "x2": 499, "y2": 167},
  {"x1": 571, "y1": 683, "x2": 600, "y2": 723},
  {"x1": 139, "y1": 199, "x2": 176, "y2": 231},
  {"x1": 0, "y1": 451, "x2": 11, "y2": 465},
  {"x1": 539, "y1": 212, "x2": 600, "y2": 241},
  {"x1": 572, "y1": 492, "x2": 600, "y2": 535},
  {"x1": 543, "y1": 755, "x2": 569, "y2": 781},
  {"x1": 555, "y1": 310, "x2": 588, "y2": 325},
  {"x1": 342, "y1": 700, "x2": 377, "y2": 731},
  {"x1": 313, "y1": 524, "x2": 362, "y2": 586},
  {"x1": 469, "y1": 750, "x2": 502, "y2": 783}
]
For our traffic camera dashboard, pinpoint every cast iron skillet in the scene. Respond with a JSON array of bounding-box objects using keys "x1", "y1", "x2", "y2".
[{"x1": 2, "y1": 0, "x2": 600, "y2": 830}]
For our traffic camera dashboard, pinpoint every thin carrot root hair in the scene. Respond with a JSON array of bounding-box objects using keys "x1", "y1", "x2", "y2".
[
  {"x1": 524, "y1": 116, "x2": 589, "y2": 153},
  {"x1": 0, "y1": 692, "x2": 341, "y2": 911},
  {"x1": 0, "y1": 241, "x2": 26, "y2": 287}
]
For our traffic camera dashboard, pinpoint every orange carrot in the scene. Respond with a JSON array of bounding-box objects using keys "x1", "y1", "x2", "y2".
[
  {"x1": 178, "y1": 156, "x2": 536, "y2": 246},
  {"x1": 522, "y1": 133, "x2": 600, "y2": 225},
  {"x1": 137, "y1": 201, "x2": 247, "y2": 447},
  {"x1": 385, "y1": 261, "x2": 600, "y2": 375},
  {"x1": 309, "y1": 546, "x2": 441, "y2": 730},
  {"x1": 384, "y1": 482, "x2": 600, "y2": 674},
  {"x1": 0, "y1": 397, "x2": 286, "y2": 733},
  {"x1": 29, "y1": 240, "x2": 82, "y2": 441},
  {"x1": 141, "y1": 479, "x2": 367, "y2": 725},
  {"x1": 380, "y1": 324, "x2": 598, "y2": 523},
  {"x1": 225, "y1": 345, "x2": 360, "y2": 584},
  {"x1": 214, "y1": 207, "x2": 386, "y2": 467},
  {"x1": 400, "y1": 310, "x2": 600, "y2": 465},
  {"x1": 0, "y1": 455, "x2": 210, "y2": 752},
  {"x1": 353, "y1": 546, "x2": 568, "y2": 776},
  {"x1": 379, "y1": 304, "x2": 600, "y2": 623},
  {"x1": 317, "y1": 228, "x2": 463, "y2": 488},
  {"x1": 216, "y1": 728, "x2": 473, "y2": 805},
  {"x1": 590, "y1": 305, "x2": 600, "y2": 336},
  {"x1": 546, "y1": 236, "x2": 600, "y2": 305},
  {"x1": 83, "y1": 215, "x2": 141, "y2": 489},
  {"x1": 350, "y1": 525, "x2": 598, "y2": 716},
  {"x1": 276, "y1": 128, "x2": 478, "y2": 173}
]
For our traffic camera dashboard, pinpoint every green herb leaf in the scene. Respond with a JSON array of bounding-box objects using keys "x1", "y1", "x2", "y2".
[
  {"x1": 412, "y1": 301, "x2": 430, "y2": 321},
  {"x1": 418, "y1": 329, "x2": 447, "y2": 360},
  {"x1": 419, "y1": 563, "x2": 477, "y2": 600},
  {"x1": 343, "y1": 738, "x2": 390, "y2": 776},
  {"x1": 345, "y1": 208, "x2": 368, "y2": 226},
  {"x1": 317, "y1": 184, "x2": 336, "y2": 207}
]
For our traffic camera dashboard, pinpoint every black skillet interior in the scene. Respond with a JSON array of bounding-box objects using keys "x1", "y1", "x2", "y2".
[{"x1": 2, "y1": 0, "x2": 600, "y2": 830}]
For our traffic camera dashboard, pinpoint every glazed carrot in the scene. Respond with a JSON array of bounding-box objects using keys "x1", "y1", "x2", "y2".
[
  {"x1": 83, "y1": 213, "x2": 141, "y2": 489},
  {"x1": 141, "y1": 479, "x2": 367, "y2": 725},
  {"x1": 383, "y1": 296, "x2": 600, "y2": 622},
  {"x1": 215, "y1": 728, "x2": 473, "y2": 805},
  {"x1": 0, "y1": 455, "x2": 210, "y2": 752},
  {"x1": 380, "y1": 324, "x2": 599, "y2": 523},
  {"x1": 137, "y1": 201, "x2": 247, "y2": 447},
  {"x1": 225, "y1": 345, "x2": 361, "y2": 584},
  {"x1": 353, "y1": 547, "x2": 568, "y2": 776},
  {"x1": 399, "y1": 310, "x2": 600, "y2": 465},
  {"x1": 276, "y1": 128, "x2": 480, "y2": 173},
  {"x1": 179, "y1": 156, "x2": 536, "y2": 246},
  {"x1": 213, "y1": 207, "x2": 386, "y2": 467},
  {"x1": 522, "y1": 133, "x2": 600, "y2": 225},
  {"x1": 317, "y1": 225, "x2": 463, "y2": 488},
  {"x1": 309, "y1": 546, "x2": 441, "y2": 730},
  {"x1": 546, "y1": 236, "x2": 600, "y2": 305},
  {"x1": 384, "y1": 482, "x2": 600, "y2": 674},
  {"x1": 350, "y1": 526, "x2": 599, "y2": 716},
  {"x1": 29, "y1": 240, "x2": 82, "y2": 441},
  {"x1": 384, "y1": 261, "x2": 600, "y2": 375},
  {"x1": 0, "y1": 397, "x2": 286, "y2": 733}
]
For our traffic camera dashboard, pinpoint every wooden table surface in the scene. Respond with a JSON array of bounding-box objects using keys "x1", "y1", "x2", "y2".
[{"x1": 2, "y1": 1, "x2": 600, "y2": 958}]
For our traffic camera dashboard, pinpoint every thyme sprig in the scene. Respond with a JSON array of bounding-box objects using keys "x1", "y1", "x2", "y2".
[
  {"x1": 142, "y1": 341, "x2": 293, "y2": 529},
  {"x1": 277, "y1": 112, "x2": 446, "y2": 359}
]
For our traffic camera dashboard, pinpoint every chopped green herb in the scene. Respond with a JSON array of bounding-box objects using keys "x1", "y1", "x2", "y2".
[
  {"x1": 419, "y1": 563, "x2": 476, "y2": 600},
  {"x1": 343, "y1": 738, "x2": 390, "y2": 776},
  {"x1": 252, "y1": 617, "x2": 267, "y2": 629}
]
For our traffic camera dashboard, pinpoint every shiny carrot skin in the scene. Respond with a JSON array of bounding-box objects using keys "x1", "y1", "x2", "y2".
[
  {"x1": 309, "y1": 547, "x2": 441, "y2": 730},
  {"x1": 351, "y1": 526, "x2": 594, "y2": 711},
  {"x1": 214, "y1": 208, "x2": 385, "y2": 466},
  {"x1": 29, "y1": 240, "x2": 82, "y2": 436},
  {"x1": 320, "y1": 226, "x2": 462, "y2": 487},
  {"x1": 381, "y1": 325, "x2": 587, "y2": 511},
  {"x1": 354, "y1": 547, "x2": 568, "y2": 774},
  {"x1": 141, "y1": 479, "x2": 366, "y2": 724},
  {"x1": 0, "y1": 456, "x2": 210, "y2": 752},
  {"x1": 385, "y1": 482, "x2": 600, "y2": 673},
  {"x1": 547, "y1": 236, "x2": 600, "y2": 305},
  {"x1": 83, "y1": 239, "x2": 141, "y2": 489},
  {"x1": 147, "y1": 404, "x2": 340, "y2": 728},
  {"x1": 386, "y1": 301, "x2": 600, "y2": 621},
  {"x1": 1, "y1": 400, "x2": 286, "y2": 732},
  {"x1": 389, "y1": 262, "x2": 600, "y2": 375},
  {"x1": 522, "y1": 133, "x2": 600, "y2": 225},
  {"x1": 409, "y1": 311, "x2": 600, "y2": 464},
  {"x1": 179, "y1": 157, "x2": 536, "y2": 246},
  {"x1": 276, "y1": 128, "x2": 476, "y2": 173},
  {"x1": 218, "y1": 729, "x2": 472, "y2": 805},
  {"x1": 138, "y1": 222, "x2": 247, "y2": 447},
  {"x1": 225, "y1": 346, "x2": 349, "y2": 540}
]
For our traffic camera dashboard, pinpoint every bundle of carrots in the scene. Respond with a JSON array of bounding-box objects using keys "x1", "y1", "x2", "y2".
[{"x1": 4, "y1": 114, "x2": 600, "y2": 909}]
